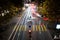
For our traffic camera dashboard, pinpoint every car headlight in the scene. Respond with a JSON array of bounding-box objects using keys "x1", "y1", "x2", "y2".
[{"x1": 22, "y1": 7, "x2": 25, "y2": 10}]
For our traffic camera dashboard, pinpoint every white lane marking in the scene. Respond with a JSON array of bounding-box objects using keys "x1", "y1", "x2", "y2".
[
  {"x1": 8, "y1": 9, "x2": 27, "y2": 40},
  {"x1": 12, "y1": 25, "x2": 20, "y2": 40},
  {"x1": 8, "y1": 17, "x2": 21, "y2": 40},
  {"x1": 17, "y1": 25, "x2": 22, "y2": 40}
]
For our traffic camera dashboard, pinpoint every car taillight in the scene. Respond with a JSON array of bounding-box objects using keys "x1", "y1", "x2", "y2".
[{"x1": 29, "y1": 30, "x2": 31, "y2": 33}]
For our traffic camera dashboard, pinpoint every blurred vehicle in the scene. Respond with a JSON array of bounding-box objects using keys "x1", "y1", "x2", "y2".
[
  {"x1": 24, "y1": 3, "x2": 30, "y2": 8},
  {"x1": 28, "y1": 29, "x2": 32, "y2": 38},
  {"x1": 26, "y1": 20, "x2": 32, "y2": 28},
  {"x1": 29, "y1": 25, "x2": 31, "y2": 28}
]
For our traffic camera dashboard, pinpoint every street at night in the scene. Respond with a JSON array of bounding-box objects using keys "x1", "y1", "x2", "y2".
[{"x1": 0, "y1": 0, "x2": 60, "y2": 40}]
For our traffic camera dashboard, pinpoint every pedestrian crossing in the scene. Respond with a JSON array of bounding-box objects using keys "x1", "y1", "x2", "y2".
[{"x1": 19, "y1": 25, "x2": 47, "y2": 32}]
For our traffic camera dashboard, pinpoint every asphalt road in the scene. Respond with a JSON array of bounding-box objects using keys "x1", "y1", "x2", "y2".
[
  {"x1": 0, "y1": 12, "x2": 22, "y2": 40},
  {"x1": 13, "y1": 25, "x2": 53, "y2": 40},
  {"x1": 8, "y1": 7, "x2": 53, "y2": 40},
  {"x1": 5, "y1": 5, "x2": 52, "y2": 40}
]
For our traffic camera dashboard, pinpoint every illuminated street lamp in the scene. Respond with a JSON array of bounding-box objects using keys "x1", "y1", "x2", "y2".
[{"x1": 2, "y1": 13, "x2": 4, "y2": 16}]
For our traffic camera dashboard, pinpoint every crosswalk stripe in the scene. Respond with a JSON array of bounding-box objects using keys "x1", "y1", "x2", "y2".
[
  {"x1": 19, "y1": 25, "x2": 22, "y2": 31},
  {"x1": 23, "y1": 26, "x2": 24, "y2": 31},
  {"x1": 43, "y1": 25, "x2": 47, "y2": 31},
  {"x1": 19, "y1": 25, "x2": 47, "y2": 31},
  {"x1": 32, "y1": 25, "x2": 35, "y2": 31},
  {"x1": 21, "y1": 25, "x2": 22, "y2": 31},
  {"x1": 21, "y1": 25, "x2": 24, "y2": 31},
  {"x1": 19, "y1": 25, "x2": 27, "y2": 31},
  {"x1": 37, "y1": 25, "x2": 39, "y2": 31},
  {"x1": 41, "y1": 25, "x2": 44, "y2": 31},
  {"x1": 38, "y1": 25, "x2": 41, "y2": 31},
  {"x1": 36, "y1": 25, "x2": 38, "y2": 31}
]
